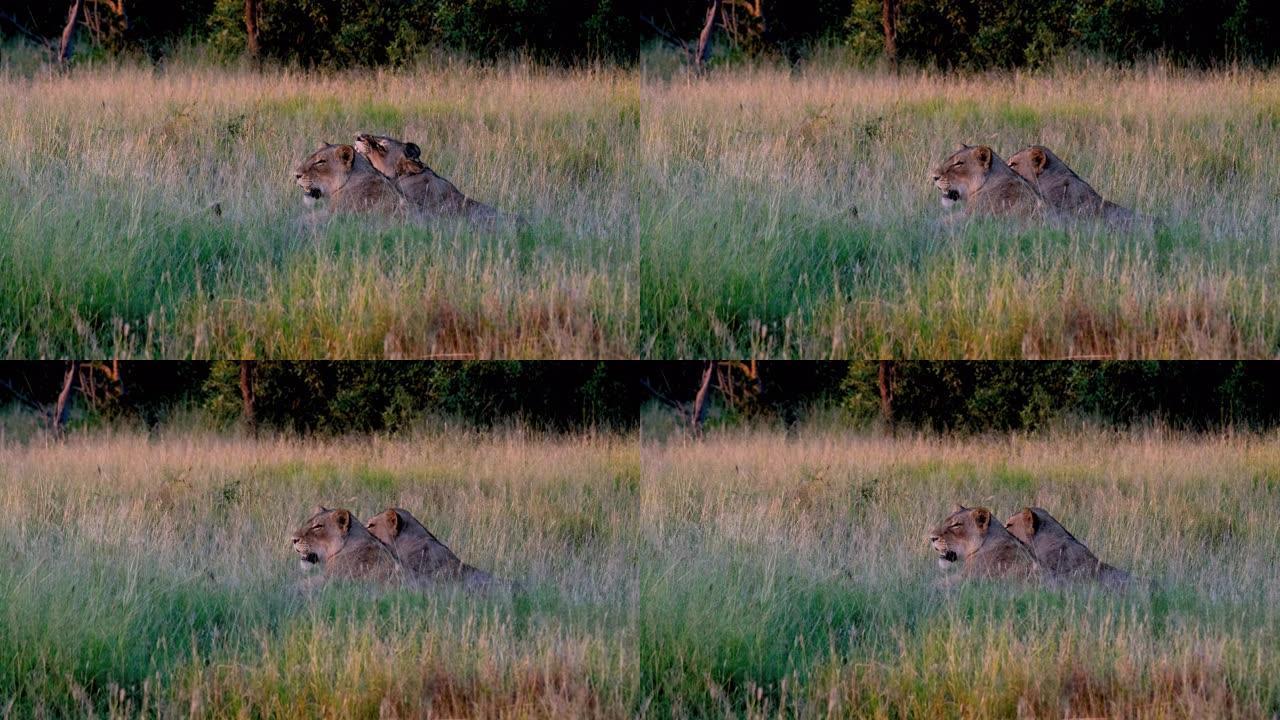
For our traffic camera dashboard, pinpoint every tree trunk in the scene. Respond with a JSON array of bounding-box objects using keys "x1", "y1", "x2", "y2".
[
  {"x1": 59, "y1": 0, "x2": 84, "y2": 64},
  {"x1": 881, "y1": 0, "x2": 898, "y2": 67},
  {"x1": 244, "y1": 0, "x2": 260, "y2": 58},
  {"x1": 690, "y1": 361, "x2": 715, "y2": 433},
  {"x1": 239, "y1": 361, "x2": 257, "y2": 433},
  {"x1": 53, "y1": 361, "x2": 80, "y2": 433},
  {"x1": 877, "y1": 360, "x2": 895, "y2": 433},
  {"x1": 695, "y1": 0, "x2": 722, "y2": 72}
]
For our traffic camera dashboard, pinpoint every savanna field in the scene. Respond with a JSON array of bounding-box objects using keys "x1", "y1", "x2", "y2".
[
  {"x1": 0, "y1": 57, "x2": 638, "y2": 359},
  {"x1": 0, "y1": 430, "x2": 641, "y2": 717},
  {"x1": 641, "y1": 62, "x2": 1280, "y2": 359},
  {"x1": 640, "y1": 428, "x2": 1280, "y2": 717}
]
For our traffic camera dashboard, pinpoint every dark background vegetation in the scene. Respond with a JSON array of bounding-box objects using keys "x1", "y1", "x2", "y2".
[
  {"x1": 640, "y1": 0, "x2": 1280, "y2": 69},
  {"x1": 641, "y1": 361, "x2": 1280, "y2": 433},
  {"x1": 5, "y1": 362, "x2": 1279, "y2": 437},
  {"x1": 0, "y1": 361, "x2": 646, "y2": 433},
  {"x1": 0, "y1": 0, "x2": 636, "y2": 66},
  {"x1": 5, "y1": 1, "x2": 1279, "y2": 70}
]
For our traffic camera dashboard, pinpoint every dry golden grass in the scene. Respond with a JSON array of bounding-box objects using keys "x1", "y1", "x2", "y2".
[
  {"x1": 0, "y1": 60, "x2": 638, "y2": 358},
  {"x1": 641, "y1": 63, "x2": 1280, "y2": 358},
  {"x1": 0, "y1": 429, "x2": 640, "y2": 718},
  {"x1": 639, "y1": 427, "x2": 1280, "y2": 717}
]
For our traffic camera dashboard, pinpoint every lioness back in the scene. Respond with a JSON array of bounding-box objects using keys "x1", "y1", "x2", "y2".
[
  {"x1": 1007, "y1": 145, "x2": 1152, "y2": 229},
  {"x1": 354, "y1": 133, "x2": 504, "y2": 223},
  {"x1": 1004, "y1": 507, "x2": 1131, "y2": 588},
  {"x1": 366, "y1": 507, "x2": 500, "y2": 591}
]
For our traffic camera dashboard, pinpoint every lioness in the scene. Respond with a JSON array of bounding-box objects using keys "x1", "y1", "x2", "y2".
[
  {"x1": 365, "y1": 507, "x2": 499, "y2": 592},
  {"x1": 291, "y1": 506, "x2": 402, "y2": 585},
  {"x1": 928, "y1": 504, "x2": 1038, "y2": 584},
  {"x1": 930, "y1": 144, "x2": 1044, "y2": 220},
  {"x1": 1006, "y1": 145, "x2": 1147, "y2": 228},
  {"x1": 352, "y1": 133, "x2": 502, "y2": 222},
  {"x1": 293, "y1": 143, "x2": 406, "y2": 215},
  {"x1": 1004, "y1": 507, "x2": 1131, "y2": 588}
]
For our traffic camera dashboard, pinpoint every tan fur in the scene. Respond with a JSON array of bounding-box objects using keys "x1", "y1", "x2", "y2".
[
  {"x1": 365, "y1": 507, "x2": 498, "y2": 592},
  {"x1": 291, "y1": 506, "x2": 402, "y2": 584},
  {"x1": 293, "y1": 143, "x2": 405, "y2": 215},
  {"x1": 930, "y1": 144, "x2": 1044, "y2": 219},
  {"x1": 928, "y1": 504, "x2": 1038, "y2": 583},
  {"x1": 1004, "y1": 507, "x2": 1131, "y2": 588},
  {"x1": 353, "y1": 133, "x2": 501, "y2": 222},
  {"x1": 1007, "y1": 145, "x2": 1147, "y2": 228}
]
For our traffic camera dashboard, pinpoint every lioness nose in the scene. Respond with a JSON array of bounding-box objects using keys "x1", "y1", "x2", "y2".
[
  {"x1": 294, "y1": 173, "x2": 302, "y2": 180},
  {"x1": 930, "y1": 174, "x2": 940, "y2": 182}
]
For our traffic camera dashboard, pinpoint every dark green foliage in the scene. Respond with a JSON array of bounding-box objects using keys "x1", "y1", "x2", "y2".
[
  {"x1": 0, "y1": 0, "x2": 636, "y2": 66},
  {"x1": 638, "y1": 362, "x2": 1280, "y2": 434},
  {"x1": 841, "y1": 361, "x2": 1280, "y2": 433},
  {"x1": 643, "y1": 0, "x2": 1280, "y2": 69},
  {"x1": 198, "y1": 361, "x2": 644, "y2": 432},
  {"x1": 0, "y1": 361, "x2": 643, "y2": 434}
]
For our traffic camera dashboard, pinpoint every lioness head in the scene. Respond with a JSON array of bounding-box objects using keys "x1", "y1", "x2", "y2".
[
  {"x1": 930, "y1": 144, "x2": 997, "y2": 207},
  {"x1": 354, "y1": 133, "x2": 422, "y2": 178},
  {"x1": 928, "y1": 504, "x2": 994, "y2": 567},
  {"x1": 365, "y1": 507, "x2": 411, "y2": 546},
  {"x1": 291, "y1": 505, "x2": 358, "y2": 569},
  {"x1": 1006, "y1": 146, "x2": 1054, "y2": 184},
  {"x1": 1003, "y1": 507, "x2": 1042, "y2": 544},
  {"x1": 294, "y1": 144, "x2": 359, "y2": 200}
]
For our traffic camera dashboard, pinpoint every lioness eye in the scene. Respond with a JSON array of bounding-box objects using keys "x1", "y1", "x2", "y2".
[{"x1": 311, "y1": 524, "x2": 323, "y2": 530}]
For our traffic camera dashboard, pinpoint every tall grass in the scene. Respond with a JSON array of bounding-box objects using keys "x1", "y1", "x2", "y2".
[
  {"x1": 639, "y1": 427, "x2": 1280, "y2": 717},
  {"x1": 0, "y1": 60, "x2": 638, "y2": 358},
  {"x1": 0, "y1": 429, "x2": 640, "y2": 717},
  {"x1": 641, "y1": 63, "x2": 1280, "y2": 358}
]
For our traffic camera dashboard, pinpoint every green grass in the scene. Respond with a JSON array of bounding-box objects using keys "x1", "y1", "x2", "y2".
[
  {"x1": 0, "y1": 430, "x2": 640, "y2": 717},
  {"x1": 0, "y1": 60, "x2": 638, "y2": 358},
  {"x1": 640, "y1": 62, "x2": 1280, "y2": 358},
  {"x1": 638, "y1": 428, "x2": 1280, "y2": 717}
]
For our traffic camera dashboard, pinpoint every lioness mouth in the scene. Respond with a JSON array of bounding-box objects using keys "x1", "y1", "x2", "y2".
[
  {"x1": 301, "y1": 551, "x2": 319, "y2": 564},
  {"x1": 938, "y1": 550, "x2": 957, "y2": 562},
  {"x1": 306, "y1": 187, "x2": 322, "y2": 199},
  {"x1": 944, "y1": 189, "x2": 960, "y2": 201}
]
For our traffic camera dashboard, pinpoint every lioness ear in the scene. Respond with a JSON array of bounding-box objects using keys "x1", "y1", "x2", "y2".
[
  {"x1": 1030, "y1": 147, "x2": 1047, "y2": 173},
  {"x1": 973, "y1": 508, "x2": 991, "y2": 531},
  {"x1": 1021, "y1": 508, "x2": 1038, "y2": 535},
  {"x1": 405, "y1": 142, "x2": 421, "y2": 160},
  {"x1": 383, "y1": 509, "x2": 400, "y2": 536},
  {"x1": 974, "y1": 146, "x2": 992, "y2": 169},
  {"x1": 337, "y1": 144, "x2": 355, "y2": 168},
  {"x1": 335, "y1": 509, "x2": 351, "y2": 534}
]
